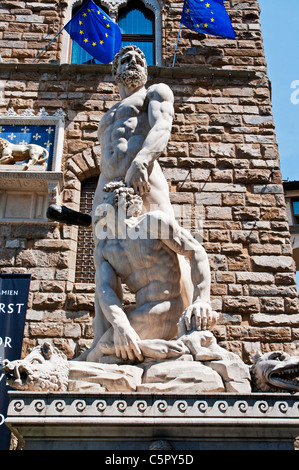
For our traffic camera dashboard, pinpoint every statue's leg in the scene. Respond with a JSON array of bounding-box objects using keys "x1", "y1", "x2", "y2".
[
  {"x1": 145, "y1": 163, "x2": 194, "y2": 310},
  {"x1": 0, "y1": 152, "x2": 13, "y2": 164},
  {"x1": 85, "y1": 327, "x2": 117, "y2": 363},
  {"x1": 86, "y1": 325, "x2": 189, "y2": 363}
]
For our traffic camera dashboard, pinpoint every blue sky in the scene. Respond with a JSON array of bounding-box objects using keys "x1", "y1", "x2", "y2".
[{"x1": 258, "y1": 0, "x2": 299, "y2": 181}]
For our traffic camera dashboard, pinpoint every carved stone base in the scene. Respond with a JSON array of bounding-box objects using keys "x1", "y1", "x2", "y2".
[{"x1": 5, "y1": 392, "x2": 299, "y2": 450}]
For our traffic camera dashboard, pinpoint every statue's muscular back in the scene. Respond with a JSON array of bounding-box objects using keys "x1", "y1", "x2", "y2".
[
  {"x1": 101, "y1": 236, "x2": 184, "y2": 340},
  {"x1": 101, "y1": 236, "x2": 181, "y2": 300},
  {"x1": 98, "y1": 87, "x2": 150, "y2": 181}
]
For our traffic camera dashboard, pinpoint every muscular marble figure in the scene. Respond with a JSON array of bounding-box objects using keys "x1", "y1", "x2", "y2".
[
  {"x1": 86, "y1": 182, "x2": 217, "y2": 363},
  {"x1": 87, "y1": 45, "x2": 192, "y2": 351},
  {"x1": 93, "y1": 44, "x2": 174, "y2": 223}
]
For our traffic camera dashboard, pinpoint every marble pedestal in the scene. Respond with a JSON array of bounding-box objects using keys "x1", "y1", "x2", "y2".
[{"x1": 5, "y1": 391, "x2": 299, "y2": 450}]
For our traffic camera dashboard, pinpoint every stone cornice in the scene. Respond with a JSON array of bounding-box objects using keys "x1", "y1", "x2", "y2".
[
  {"x1": 6, "y1": 391, "x2": 299, "y2": 446},
  {"x1": 0, "y1": 63, "x2": 260, "y2": 81}
]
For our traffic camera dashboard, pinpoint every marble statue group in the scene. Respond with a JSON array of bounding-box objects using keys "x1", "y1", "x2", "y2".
[{"x1": 3, "y1": 46, "x2": 299, "y2": 394}]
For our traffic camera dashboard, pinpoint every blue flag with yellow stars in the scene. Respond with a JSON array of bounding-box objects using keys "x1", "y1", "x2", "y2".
[
  {"x1": 65, "y1": 0, "x2": 122, "y2": 63},
  {"x1": 181, "y1": 0, "x2": 235, "y2": 39}
]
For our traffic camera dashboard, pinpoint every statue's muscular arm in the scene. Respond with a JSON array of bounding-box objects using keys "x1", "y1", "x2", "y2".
[
  {"x1": 146, "y1": 211, "x2": 216, "y2": 331},
  {"x1": 125, "y1": 84, "x2": 174, "y2": 195},
  {"x1": 95, "y1": 248, "x2": 143, "y2": 362}
]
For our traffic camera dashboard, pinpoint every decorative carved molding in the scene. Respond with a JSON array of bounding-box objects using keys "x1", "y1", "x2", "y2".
[
  {"x1": 7, "y1": 392, "x2": 299, "y2": 420},
  {"x1": 0, "y1": 107, "x2": 65, "y2": 120},
  {"x1": 100, "y1": 0, "x2": 128, "y2": 20},
  {"x1": 6, "y1": 392, "x2": 299, "y2": 449}
]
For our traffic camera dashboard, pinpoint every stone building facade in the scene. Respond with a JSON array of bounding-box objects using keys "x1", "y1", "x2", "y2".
[{"x1": 0, "y1": 0, "x2": 299, "y2": 364}]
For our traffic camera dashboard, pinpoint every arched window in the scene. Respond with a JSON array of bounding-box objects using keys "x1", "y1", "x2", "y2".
[
  {"x1": 64, "y1": 0, "x2": 161, "y2": 65},
  {"x1": 118, "y1": 0, "x2": 155, "y2": 65}
]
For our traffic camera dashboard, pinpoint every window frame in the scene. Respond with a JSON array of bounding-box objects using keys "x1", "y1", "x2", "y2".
[
  {"x1": 292, "y1": 198, "x2": 299, "y2": 224},
  {"x1": 61, "y1": 0, "x2": 162, "y2": 65},
  {"x1": 119, "y1": 0, "x2": 156, "y2": 65}
]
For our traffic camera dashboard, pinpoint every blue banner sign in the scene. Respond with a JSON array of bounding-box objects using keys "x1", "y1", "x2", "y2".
[{"x1": 0, "y1": 274, "x2": 31, "y2": 450}]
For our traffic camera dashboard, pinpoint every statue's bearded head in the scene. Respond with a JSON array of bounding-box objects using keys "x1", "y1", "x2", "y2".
[
  {"x1": 112, "y1": 45, "x2": 148, "y2": 90},
  {"x1": 94, "y1": 181, "x2": 143, "y2": 237},
  {"x1": 102, "y1": 180, "x2": 143, "y2": 217}
]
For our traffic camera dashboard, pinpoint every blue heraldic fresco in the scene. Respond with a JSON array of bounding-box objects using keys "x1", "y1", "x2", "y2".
[
  {"x1": 65, "y1": 0, "x2": 122, "y2": 64},
  {"x1": 0, "y1": 124, "x2": 55, "y2": 170},
  {"x1": 181, "y1": 0, "x2": 235, "y2": 39}
]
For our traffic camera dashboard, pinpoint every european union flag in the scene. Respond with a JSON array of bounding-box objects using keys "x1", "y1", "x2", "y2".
[
  {"x1": 65, "y1": 0, "x2": 122, "y2": 64},
  {"x1": 181, "y1": 0, "x2": 235, "y2": 39}
]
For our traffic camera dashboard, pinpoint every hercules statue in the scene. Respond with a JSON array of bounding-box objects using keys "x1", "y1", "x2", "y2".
[{"x1": 48, "y1": 45, "x2": 217, "y2": 364}]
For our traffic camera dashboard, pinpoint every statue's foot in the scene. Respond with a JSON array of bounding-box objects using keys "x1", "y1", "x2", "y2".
[{"x1": 180, "y1": 330, "x2": 224, "y2": 361}]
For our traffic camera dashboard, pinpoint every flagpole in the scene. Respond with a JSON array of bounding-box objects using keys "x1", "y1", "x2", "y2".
[
  {"x1": 31, "y1": 0, "x2": 86, "y2": 64},
  {"x1": 172, "y1": 21, "x2": 182, "y2": 68},
  {"x1": 31, "y1": 25, "x2": 66, "y2": 63}
]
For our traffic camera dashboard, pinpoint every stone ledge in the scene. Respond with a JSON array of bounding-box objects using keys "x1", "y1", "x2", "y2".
[
  {"x1": 0, "y1": 63, "x2": 260, "y2": 80},
  {"x1": 0, "y1": 171, "x2": 64, "y2": 221},
  {"x1": 0, "y1": 170, "x2": 63, "y2": 187},
  {"x1": 5, "y1": 391, "x2": 299, "y2": 450}
]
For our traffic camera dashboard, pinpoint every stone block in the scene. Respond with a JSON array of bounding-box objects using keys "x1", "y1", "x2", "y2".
[
  {"x1": 231, "y1": 230, "x2": 259, "y2": 243},
  {"x1": 233, "y1": 207, "x2": 260, "y2": 221},
  {"x1": 285, "y1": 297, "x2": 299, "y2": 314},
  {"x1": 139, "y1": 360, "x2": 225, "y2": 393},
  {"x1": 209, "y1": 230, "x2": 230, "y2": 243},
  {"x1": 221, "y1": 244, "x2": 243, "y2": 255},
  {"x1": 215, "y1": 272, "x2": 235, "y2": 283},
  {"x1": 222, "y1": 193, "x2": 245, "y2": 206},
  {"x1": 162, "y1": 168, "x2": 189, "y2": 181},
  {"x1": 236, "y1": 272, "x2": 274, "y2": 284},
  {"x1": 210, "y1": 143, "x2": 235, "y2": 158},
  {"x1": 234, "y1": 169, "x2": 271, "y2": 183},
  {"x1": 250, "y1": 313, "x2": 299, "y2": 326},
  {"x1": 212, "y1": 169, "x2": 233, "y2": 182},
  {"x1": 227, "y1": 255, "x2": 251, "y2": 272},
  {"x1": 29, "y1": 322, "x2": 63, "y2": 338},
  {"x1": 15, "y1": 14, "x2": 44, "y2": 23},
  {"x1": 252, "y1": 255, "x2": 295, "y2": 272},
  {"x1": 206, "y1": 207, "x2": 232, "y2": 220},
  {"x1": 66, "y1": 293, "x2": 95, "y2": 311},
  {"x1": 260, "y1": 208, "x2": 287, "y2": 221},
  {"x1": 64, "y1": 323, "x2": 82, "y2": 339},
  {"x1": 249, "y1": 244, "x2": 282, "y2": 255},
  {"x1": 202, "y1": 183, "x2": 246, "y2": 193},
  {"x1": 32, "y1": 293, "x2": 66, "y2": 310},
  {"x1": 235, "y1": 144, "x2": 261, "y2": 158},
  {"x1": 253, "y1": 184, "x2": 283, "y2": 194},
  {"x1": 260, "y1": 297, "x2": 285, "y2": 313},
  {"x1": 15, "y1": 250, "x2": 60, "y2": 268},
  {"x1": 190, "y1": 168, "x2": 211, "y2": 181},
  {"x1": 208, "y1": 254, "x2": 228, "y2": 271},
  {"x1": 223, "y1": 296, "x2": 260, "y2": 313},
  {"x1": 243, "y1": 115, "x2": 274, "y2": 126},
  {"x1": 210, "y1": 114, "x2": 242, "y2": 127}
]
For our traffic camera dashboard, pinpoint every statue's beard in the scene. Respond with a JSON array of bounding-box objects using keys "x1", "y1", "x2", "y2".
[{"x1": 115, "y1": 68, "x2": 147, "y2": 90}]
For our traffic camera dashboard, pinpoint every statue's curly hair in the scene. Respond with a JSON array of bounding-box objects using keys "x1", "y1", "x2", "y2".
[
  {"x1": 102, "y1": 180, "x2": 143, "y2": 216},
  {"x1": 112, "y1": 45, "x2": 147, "y2": 76}
]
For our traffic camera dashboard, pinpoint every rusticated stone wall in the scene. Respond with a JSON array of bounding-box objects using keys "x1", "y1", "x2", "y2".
[
  {"x1": 0, "y1": 63, "x2": 298, "y2": 362},
  {"x1": 0, "y1": 0, "x2": 299, "y2": 363},
  {"x1": 0, "y1": 0, "x2": 265, "y2": 70}
]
